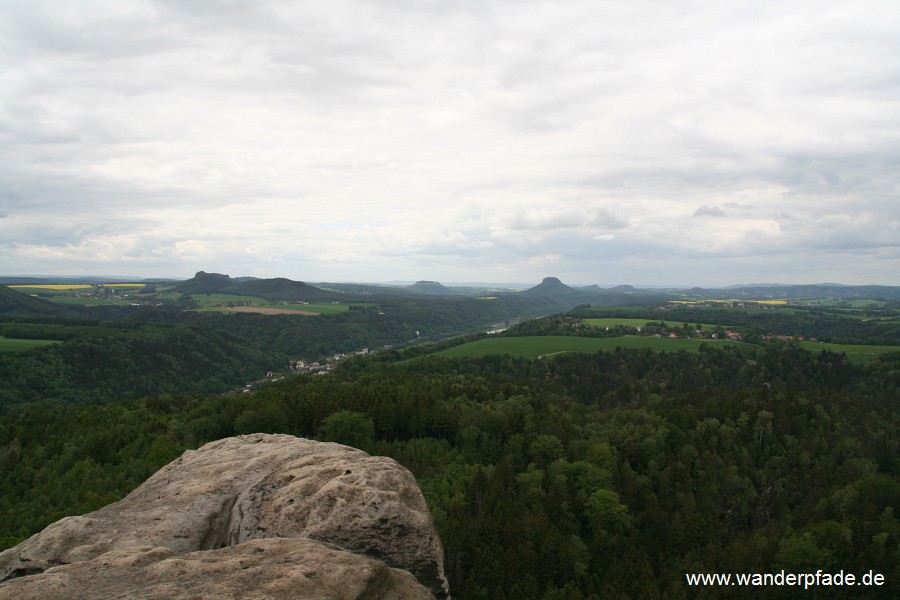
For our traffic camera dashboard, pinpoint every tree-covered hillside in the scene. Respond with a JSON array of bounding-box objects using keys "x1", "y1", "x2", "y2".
[
  {"x1": 0, "y1": 290, "x2": 558, "y2": 413},
  {"x1": 0, "y1": 322, "x2": 282, "y2": 411},
  {"x1": 0, "y1": 286, "x2": 87, "y2": 319},
  {"x1": 1, "y1": 283, "x2": 898, "y2": 597},
  {"x1": 1, "y1": 344, "x2": 896, "y2": 598}
]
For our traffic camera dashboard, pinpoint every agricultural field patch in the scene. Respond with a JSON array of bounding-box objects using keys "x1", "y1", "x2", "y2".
[
  {"x1": 433, "y1": 335, "x2": 742, "y2": 360},
  {"x1": 800, "y1": 341, "x2": 899, "y2": 364},
  {"x1": 8, "y1": 285, "x2": 94, "y2": 296},
  {"x1": 794, "y1": 298, "x2": 886, "y2": 308},
  {"x1": 99, "y1": 283, "x2": 146, "y2": 288},
  {"x1": 862, "y1": 317, "x2": 900, "y2": 325},
  {"x1": 189, "y1": 294, "x2": 270, "y2": 307},
  {"x1": 669, "y1": 299, "x2": 788, "y2": 306},
  {"x1": 7, "y1": 284, "x2": 95, "y2": 291},
  {"x1": 154, "y1": 292, "x2": 183, "y2": 301},
  {"x1": 0, "y1": 336, "x2": 62, "y2": 352},
  {"x1": 285, "y1": 303, "x2": 355, "y2": 314}
]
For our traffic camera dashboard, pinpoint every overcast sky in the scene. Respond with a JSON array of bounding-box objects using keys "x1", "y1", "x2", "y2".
[{"x1": 1, "y1": 0, "x2": 898, "y2": 286}]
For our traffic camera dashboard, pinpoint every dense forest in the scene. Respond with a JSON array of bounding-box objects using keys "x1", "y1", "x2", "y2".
[
  {"x1": 1, "y1": 278, "x2": 898, "y2": 597},
  {"x1": 0, "y1": 321, "x2": 282, "y2": 411},
  {"x1": 1, "y1": 342, "x2": 897, "y2": 598},
  {"x1": 0, "y1": 292, "x2": 557, "y2": 412},
  {"x1": 147, "y1": 294, "x2": 558, "y2": 357}
]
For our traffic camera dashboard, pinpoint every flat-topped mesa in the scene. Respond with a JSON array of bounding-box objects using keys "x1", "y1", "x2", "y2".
[{"x1": 0, "y1": 434, "x2": 450, "y2": 600}]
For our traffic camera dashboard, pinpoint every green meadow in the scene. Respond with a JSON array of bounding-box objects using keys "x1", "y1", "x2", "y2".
[
  {"x1": 287, "y1": 303, "x2": 360, "y2": 314},
  {"x1": 7, "y1": 286, "x2": 82, "y2": 296},
  {"x1": 433, "y1": 335, "x2": 742, "y2": 360},
  {"x1": 799, "y1": 341, "x2": 899, "y2": 364},
  {"x1": 794, "y1": 298, "x2": 885, "y2": 308},
  {"x1": 0, "y1": 336, "x2": 62, "y2": 353},
  {"x1": 190, "y1": 294, "x2": 270, "y2": 306}
]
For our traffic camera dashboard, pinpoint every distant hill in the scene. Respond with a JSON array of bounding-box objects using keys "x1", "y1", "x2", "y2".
[
  {"x1": 0, "y1": 286, "x2": 86, "y2": 319},
  {"x1": 312, "y1": 282, "x2": 426, "y2": 298},
  {"x1": 407, "y1": 281, "x2": 459, "y2": 296},
  {"x1": 521, "y1": 277, "x2": 583, "y2": 299},
  {"x1": 238, "y1": 277, "x2": 340, "y2": 302},
  {"x1": 175, "y1": 272, "x2": 340, "y2": 302},
  {"x1": 175, "y1": 271, "x2": 235, "y2": 295},
  {"x1": 577, "y1": 284, "x2": 604, "y2": 293}
]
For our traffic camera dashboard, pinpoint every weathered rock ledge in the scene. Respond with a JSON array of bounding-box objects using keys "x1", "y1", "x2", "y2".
[{"x1": 0, "y1": 434, "x2": 450, "y2": 599}]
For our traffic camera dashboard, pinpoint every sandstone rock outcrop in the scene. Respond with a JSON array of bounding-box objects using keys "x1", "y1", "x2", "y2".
[{"x1": 0, "y1": 434, "x2": 450, "y2": 599}]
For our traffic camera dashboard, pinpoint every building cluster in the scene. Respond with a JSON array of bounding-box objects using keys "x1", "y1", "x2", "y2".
[{"x1": 290, "y1": 347, "x2": 371, "y2": 374}]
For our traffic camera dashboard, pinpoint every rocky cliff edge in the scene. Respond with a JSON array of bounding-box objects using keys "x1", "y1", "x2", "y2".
[{"x1": 0, "y1": 434, "x2": 449, "y2": 599}]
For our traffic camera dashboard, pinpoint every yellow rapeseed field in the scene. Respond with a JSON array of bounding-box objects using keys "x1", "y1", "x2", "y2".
[
  {"x1": 670, "y1": 299, "x2": 789, "y2": 306},
  {"x1": 8, "y1": 284, "x2": 94, "y2": 290}
]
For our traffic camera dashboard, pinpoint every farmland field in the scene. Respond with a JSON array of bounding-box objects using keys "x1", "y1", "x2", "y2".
[
  {"x1": 7, "y1": 285, "x2": 93, "y2": 296},
  {"x1": 0, "y1": 336, "x2": 62, "y2": 352},
  {"x1": 669, "y1": 299, "x2": 788, "y2": 306},
  {"x1": 190, "y1": 294, "x2": 269, "y2": 307},
  {"x1": 7, "y1": 284, "x2": 94, "y2": 291},
  {"x1": 799, "y1": 341, "x2": 899, "y2": 364},
  {"x1": 281, "y1": 303, "x2": 355, "y2": 314},
  {"x1": 794, "y1": 298, "x2": 885, "y2": 308},
  {"x1": 154, "y1": 292, "x2": 183, "y2": 301},
  {"x1": 433, "y1": 335, "x2": 742, "y2": 359}
]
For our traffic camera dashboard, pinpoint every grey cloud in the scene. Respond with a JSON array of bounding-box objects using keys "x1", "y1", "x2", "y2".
[
  {"x1": 393, "y1": 237, "x2": 495, "y2": 259},
  {"x1": 806, "y1": 216, "x2": 900, "y2": 252},
  {"x1": 505, "y1": 207, "x2": 626, "y2": 232},
  {"x1": 694, "y1": 205, "x2": 725, "y2": 217},
  {"x1": 1, "y1": 0, "x2": 898, "y2": 285},
  {"x1": 507, "y1": 209, "x2": 584, "y2": 231},
  {"x1": 584, "y1": 209, "x2": 628, "y2": 229},
  {"x1": 0, "y1": 1, "x2": 179, "y2": 59}
]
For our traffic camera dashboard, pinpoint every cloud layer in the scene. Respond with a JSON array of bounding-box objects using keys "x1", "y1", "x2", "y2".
[{"x1": 1, "y1": 0, "x2": 898, "y2": 285}]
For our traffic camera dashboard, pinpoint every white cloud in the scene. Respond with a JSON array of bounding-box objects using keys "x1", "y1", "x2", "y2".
[
  {"x1": 694, "y1": 205, "x2": 725, "y2": 218},
  {"x1": 0, "y1": 0, "x2": 898, "y2": 285}
]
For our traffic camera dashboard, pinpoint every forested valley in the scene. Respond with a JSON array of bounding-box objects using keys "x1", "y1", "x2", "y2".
[
  {"x1": 2, "y1": 338, "x2": 897, "y2": 598},
  {"x1": 0, "y1": 292, "x2": 555, "y2": 411},
  {"x1": 1, "y1": 277, "x2": 899, "y2": 597}
]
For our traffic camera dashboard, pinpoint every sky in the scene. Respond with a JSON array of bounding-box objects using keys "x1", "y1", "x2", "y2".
[{"x1": 1, "y1": 0, "x2": 898, "y2": 287}]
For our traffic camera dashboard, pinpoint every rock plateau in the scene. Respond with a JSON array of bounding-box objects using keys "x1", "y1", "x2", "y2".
[{"x1": 0, "y1": 434, "x2": 449, "y2": 599}]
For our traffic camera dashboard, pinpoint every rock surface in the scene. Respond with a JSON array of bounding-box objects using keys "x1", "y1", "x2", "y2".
[{"x1": 0, "y1": 434, "x2": 449, "y2": 599}]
